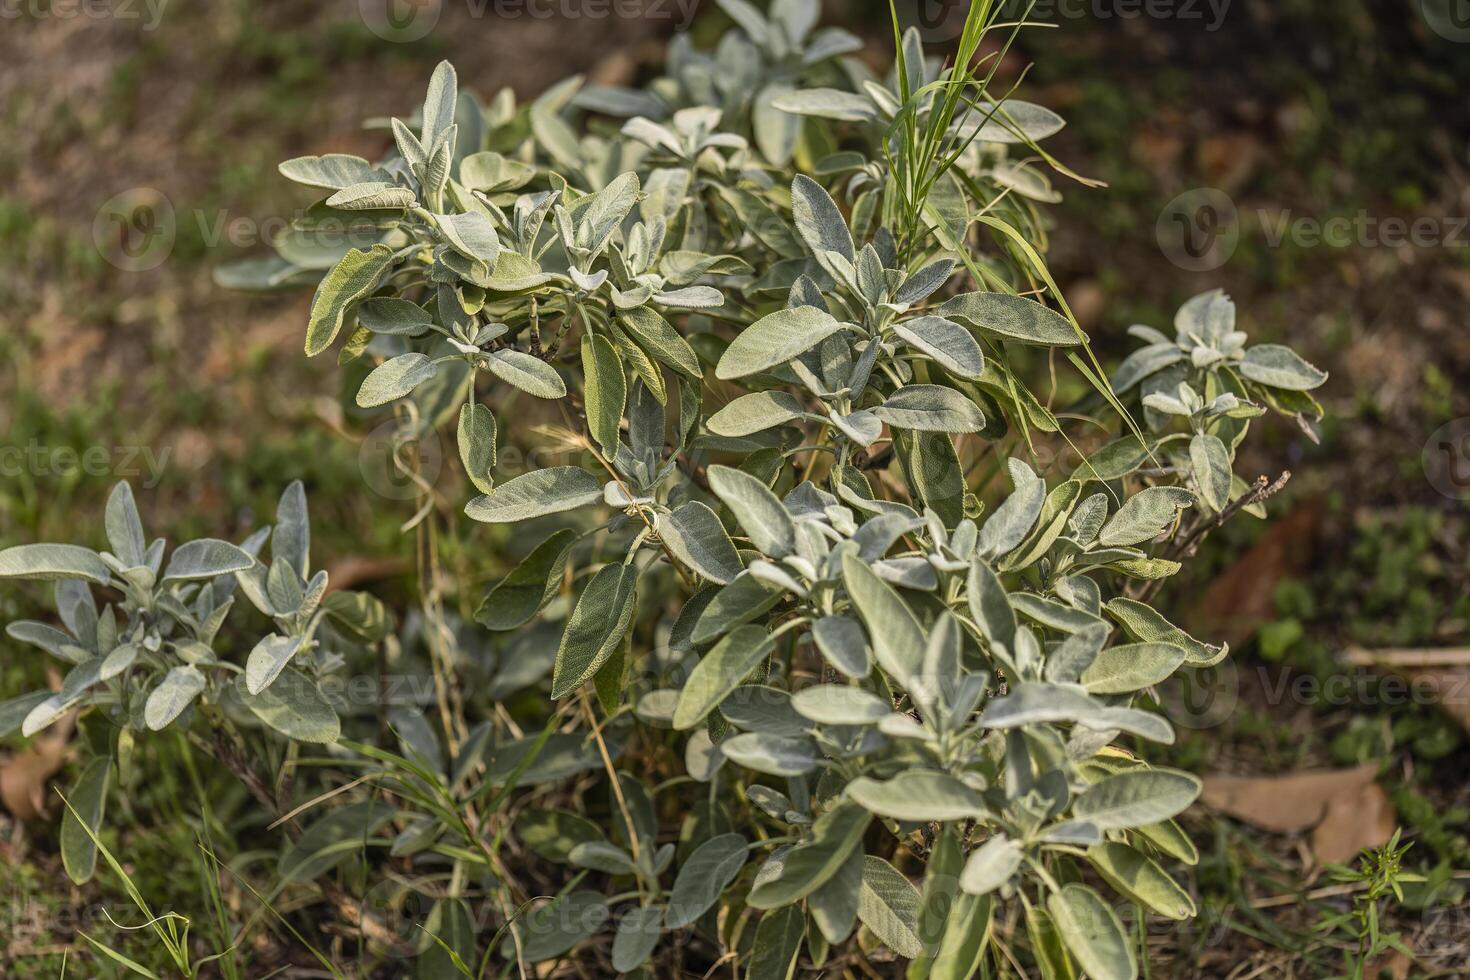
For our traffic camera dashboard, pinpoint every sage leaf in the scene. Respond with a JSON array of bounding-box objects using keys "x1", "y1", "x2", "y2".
[
  {"x1": 0, "y1": 692, "x2": 53, "y2": 738},
  {"x1": 673, "y1": 625, "x2": 773, "y2": 730},
  {"x1": 485, "y1": 349, "x2": 566, "y2": 398},
  {"x1": 305, "y1": 244, "x2": 396, "y2": 356},
  {"x1": 418, "y1": 898, "x2": 475, "y2": 980},
  {"x1": 1190, "y1": 434, "x2": 1232, "y2": 512},
  {"x1": 666, "y1": 833, "x2": 747, "y2": 928},
  {"x1": 720, "y1": 731, "x2": 819, "y2": 776},
  {"x1": 1086, "y1": 842, "x2": 1196, "y2": 920},
  {"x1": 278, "y1": 154, "x2": 386, "y2": 190},
  {"x1": 162, "y1": 539, "x2": 254, "y2": 581},
  {"x1": 358, "y1": 352, "x2": 438, "y2": 408},
  {"x1": 959, "y1": 834, "x2": 1023, "y2": 897},
  {"x1": 847, "y1": 771, "x2": 991, "y2": 823},
  {"x1": 858, "y1": 855, "x2": 925, "y2": 959},
  {"x1": 892, "y1": 316, "x2": 985, "y2": 379},
  {"x1": 611, "y1": 904, "x2": 664, "y2": 973},
  {"x1": 245, "y1": 633, "x2": 306, "y2": 695},
  {"x1": 457, "y1": 403, "x2": 497, "y2": 495},
  {"x1": 707, "y1": 465, "x2": 796, "y2": 558},
  {"x1": 144, "y1": 665, "x2": 206, "y2": 730},
  {"x1": 476, "y1": 528, "x2": 578, "y2": 630},
  {"x1": 465, "y1": 467, "x2": 602, "y2": 524},
  {"x1": 519, "y1": 892, "x2": 609, "y2": 963},
  {"x1": 773, "y1": 88, "x2": 879, "y2": 122},
  {"x1": 239, "y1": 671, "x2": 340, "y2": 744},
  {"x1": 568, "y1": 840, "x2": 638, "y2": 876},
  {"x1": 1080, "y1": 643, "x2": 1187, "y2": 694},
  {"x1": 104, "y1": 482, "x2": 146, "y2": 568},
  {"x1": 1074, "y1": 769, "x2": 1201, "y2": 830},
  {"x1": 967, "y1": 558, "x2": 1018, "y2": 653},
  {"x1": 550, "y1": 562, "x2": 638, "y2": 699},
  {"x1": 1105, "y1": 597, "x2": 1226, "y2": 666},
  {"x1": 841, "y1": 551, "x2": 925, "y2": 690},
  {"x1": 940, "y1": 292, "x2": 1082, "y2": 347},
  {"x1": 707, "y1": 390, "x2": 806, "y2": 437},
  {"x1": 811, "y1": 614, "x2": 871, "y2": 677},
  {"x1": 278, "y1": 801, "x2": 394, "y2": 882},
  {"x1": 715, "y1": 306, "x2": 847, "y2": 380},
  {"x1": 357, "y1": 297, "x2": 433, "y2": 336},
  {"x1": 747, "y1": 802, "x2": 870, "y2": 908},
  {"x1": 791, "y1": 174, "x2": 855, "y2": 262},
  {"x1": 621, "y1": 306, "x2": 702, "y2": 378},
  {"x1": 1046, "y1": 884, "x2": 1137, "y2": 980},
  {"x1": 809, "y1": 848, "x2": 864, "y2": 944},
  {"x1": 747, "y1": 906, "x2": 805, "y2": 980},
  {"x1": 662, "y1": 501, "x2": 744, "y2": 584},
  {"x1": 61, "y1": 757, "x2": 110, "y2": 885},
  {"x1": 582, "y1": 333, "x2": 626, "y2": 453},
  {"x1": 0, "y1": 545, "x2": 110, "y2": 584},
  {"x1": 790, "y1": 685, "x2": 889, "y2": 726},
  {"x1": 325, "y1": 182, "x2": 416, "y2": 210},
  {"x1": 1240, "y1": 344, "x2": 1328, "y2": 390},
  {"x1": 1097, "y1": 486, "x2": 1194, "y2": 547},
  {"x1": 874, "y1": 385, "x2": 987, "y2": 433},
  {"x1": 515, "y1": 809, "x2": 604, "y2": 863}
]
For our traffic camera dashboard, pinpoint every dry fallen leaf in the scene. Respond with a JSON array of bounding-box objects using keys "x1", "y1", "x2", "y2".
[
  {"x1": 1202, "y1": 763, "x2": 1397, "y2": 864},
  {"x1": 0, "y1": 712, "x2": 75, "y2": 822},
  {"x1": 1363, "y1": 949, "x2": 1412, "y2": 980},
  {"x1": 1185, "y1": 505, "x2": 1319, "y2": 650}
]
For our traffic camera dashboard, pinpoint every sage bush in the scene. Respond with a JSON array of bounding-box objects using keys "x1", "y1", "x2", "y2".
[{"x1": 2, "y1": 1, "x2": 1328, "y2": 976}]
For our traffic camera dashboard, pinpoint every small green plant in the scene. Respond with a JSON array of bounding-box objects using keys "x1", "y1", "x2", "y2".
[
  {"x1": 3, "y1": 1, "x2": 1330, "y2": 976},
  {"x1": 1318, "y1": 831, "x2": 1422, "y2": 980}
]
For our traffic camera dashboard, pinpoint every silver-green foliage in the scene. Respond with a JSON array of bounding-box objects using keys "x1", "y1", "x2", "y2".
[{"x1": 5, "y1": 1, "x2": 1330, "y2": 976}]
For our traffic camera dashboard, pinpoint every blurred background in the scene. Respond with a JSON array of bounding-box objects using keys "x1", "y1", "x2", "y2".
[{"x1": 2, "y1": 0, "x2": 1468, "y2": 975}]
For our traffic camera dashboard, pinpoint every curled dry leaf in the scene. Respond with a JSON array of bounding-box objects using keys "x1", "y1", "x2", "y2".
[
  {"x1": 0, "y1": 706, "x2": 74, "y2": 822},
  {"x1": 1201, "y1": 763, "x2": 1397, "y2": 864}
]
